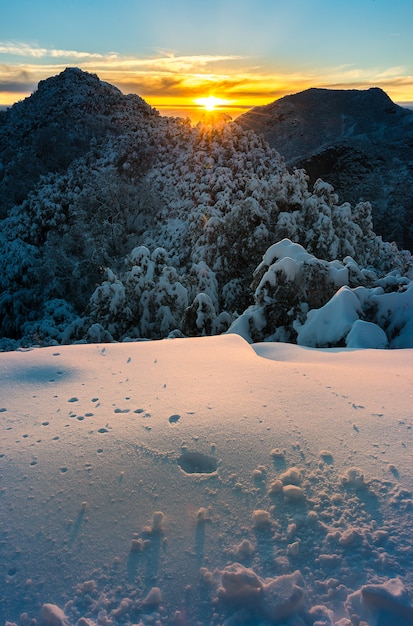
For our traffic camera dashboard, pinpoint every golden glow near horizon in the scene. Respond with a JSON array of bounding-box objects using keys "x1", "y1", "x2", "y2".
[
  {"x1": 194, "y1": 95, "x2": 229, "y2": 111},
  {"x1": 1, "y1": 49, "x2": 412, "y2": 121},
  {"x1": 1, "y1": 1, "x2": 413, "y2": 116}
]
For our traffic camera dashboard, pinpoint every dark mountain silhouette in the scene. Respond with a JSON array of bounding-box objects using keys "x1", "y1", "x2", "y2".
[
  {"x1": 236, "y1": 87, "x2": 413, "y2": 250},
  {"x1": 0, "y1": 67, "x2": 158, "y2": 217}
]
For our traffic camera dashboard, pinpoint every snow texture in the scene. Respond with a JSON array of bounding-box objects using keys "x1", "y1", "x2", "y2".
[{"x1": 1, "y1": 335, "x2": 412, "y2": 625}]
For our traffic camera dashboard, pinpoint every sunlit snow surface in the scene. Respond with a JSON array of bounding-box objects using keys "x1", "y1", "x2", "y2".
[{"x1": 1, "y1": 336, "x2": 413, "y2": 625}]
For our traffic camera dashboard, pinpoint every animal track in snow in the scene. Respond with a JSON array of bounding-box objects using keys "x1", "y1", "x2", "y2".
[{"x1": 177, "y1": 451, "x2": 218, "y2": 474}]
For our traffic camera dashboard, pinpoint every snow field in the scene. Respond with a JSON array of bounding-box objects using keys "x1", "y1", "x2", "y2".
[{"x1": 0, "y1": 335, "x2": 412, "y2": 625}]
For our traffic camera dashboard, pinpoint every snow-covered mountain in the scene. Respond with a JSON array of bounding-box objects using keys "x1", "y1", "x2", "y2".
[
  {"x1": 0, "y1": 70, "x2": 412, "y2": 350},
  {"x1": 2, "y1": 70, "x2": 413, "y2": 626},
  {"x1": 236, "y1": 87, "x2": 413, "y2": 250},
  {"x1": 0, "y1": 68, "x2": 156, "y2": 218}
]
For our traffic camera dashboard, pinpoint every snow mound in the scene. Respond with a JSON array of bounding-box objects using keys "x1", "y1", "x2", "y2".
[{"x1": 230, "y1": 238, "x2": 413, "y2": 348}]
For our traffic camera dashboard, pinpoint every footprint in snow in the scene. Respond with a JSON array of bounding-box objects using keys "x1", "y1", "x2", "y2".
[{"x1": 169, "y1": 414, "x2": 181, "y2": 426}]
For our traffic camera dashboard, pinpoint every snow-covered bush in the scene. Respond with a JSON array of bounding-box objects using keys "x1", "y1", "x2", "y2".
[
  {"x1": 183, "y1": 293, "x2": 217, "y2": 336},
  {"x1": 82, "y1": 247, "x2": 189, "y2": 341},
  {"x1": 229, "y1": 238, "x2": 413, "y2": 348},
  {"x1": 20, "y1": 299, "x2": 78, "y2": 347},
  {"x1": 87, "y1": 268, "x2": 132, "y2": 337}
]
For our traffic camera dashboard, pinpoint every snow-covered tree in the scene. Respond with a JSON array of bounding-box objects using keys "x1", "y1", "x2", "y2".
[
  {"x1": 229, "y1": 238, "x2": 413, "y2": 348},
  {"x1": 1, "y1": 68, "x2": 412, "y2": 350}
]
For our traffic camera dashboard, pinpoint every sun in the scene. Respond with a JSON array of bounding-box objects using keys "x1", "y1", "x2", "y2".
[{"x1": 195, "y1": 95, "x2": 227, "y2": 111}]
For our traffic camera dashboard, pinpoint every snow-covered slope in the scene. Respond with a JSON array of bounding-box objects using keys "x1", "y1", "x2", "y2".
[
  {"x1": 235, "y1": 88, "x2": 413, "y2": 251},
  {"x1": 236, "y1": 87, "x2": 413, "y2": 163},
  {"x1": 0, "y1": 67, "x2": 156, "y2": 218},
  {"x1": 1, "y1": 336, "x2": 412, "y2": 625}
]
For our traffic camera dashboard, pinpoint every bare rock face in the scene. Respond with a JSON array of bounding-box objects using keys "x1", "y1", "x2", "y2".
[{"x1": 236, "y1": 87, "x2": 413, "y2": 251}]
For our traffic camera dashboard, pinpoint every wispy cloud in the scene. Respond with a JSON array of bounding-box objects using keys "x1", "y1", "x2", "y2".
[
  {"x1": 0, "y1": 41, "x2": 241, "y2": 70},
  {"x1": 0, "y1": 41, "x2": 119, "y2": 60}
]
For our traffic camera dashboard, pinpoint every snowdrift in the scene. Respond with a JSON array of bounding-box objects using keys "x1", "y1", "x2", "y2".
[{"x1": 1, "y1": 335, "x2": 413, "y2": 625}]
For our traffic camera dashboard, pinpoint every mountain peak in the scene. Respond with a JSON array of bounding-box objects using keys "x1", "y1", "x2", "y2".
[
  {"x1": 276, "y1": 86, "x2": 399, "y2": 116},
  {"x1": 35, "y1": 67, "x2": 123, "y2": 101},
  {"x1": 0, "y1": 68, "x2": 158, "y2": 215},
  {"x1": 8, "y1": 67, "x2": 154, "y2": 125},
  {"x1": 235, "y1": 86, "x2": 413, "y2": 250},
  {"x1": 236, "y1": 86, "x2": 413, "y2": 162}
]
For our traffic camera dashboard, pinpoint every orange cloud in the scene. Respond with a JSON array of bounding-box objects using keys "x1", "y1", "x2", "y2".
[{"x1": 1, "y1": 43, "x2": 412, "y2": 118}]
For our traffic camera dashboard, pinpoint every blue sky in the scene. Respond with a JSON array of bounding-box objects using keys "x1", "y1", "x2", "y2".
[{"x1": 1, "y1": 0, "x2": 412, "y2": 118}]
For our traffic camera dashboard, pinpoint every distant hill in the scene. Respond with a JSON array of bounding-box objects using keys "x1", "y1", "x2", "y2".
[
  {"x1": 0, "y1": 67, "x2": 157, "y2": 217},
  {"x1": 236, "y1": 87, "x2": 413, "y2": 250}
]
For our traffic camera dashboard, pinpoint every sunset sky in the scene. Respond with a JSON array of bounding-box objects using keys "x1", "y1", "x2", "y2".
[{"x1": 1, "y1": 0, "x2": 413, "y2": 120}]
